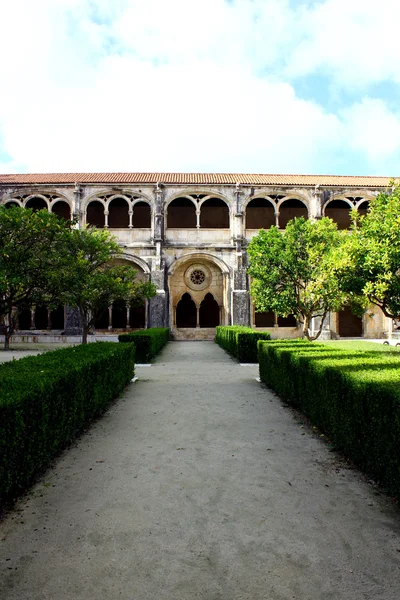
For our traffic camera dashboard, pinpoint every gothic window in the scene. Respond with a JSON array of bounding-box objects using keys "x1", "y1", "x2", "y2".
[
  {"x1": 246, "y1": 198, "x2": 275, "y2": 229},
  {"x1": 279, "y1": 199, "x2": 308, "y2": 229}
]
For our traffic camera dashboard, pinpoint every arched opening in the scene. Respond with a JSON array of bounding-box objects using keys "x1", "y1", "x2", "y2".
[
  {"x1": 112, "y1": 299, "x2": 127, "y2": 328},
  {"x1": 50, "y1": 305, "x2": 64, "y2": 329},
  {"x1": 4, "y1": 202, "x2": 19, "y2": 209},
  {"x1": 94, "y1": 306, "x2": 109, "y2": 329},
  {"x1": 18, "y1": 308, "x2": 31, "y2": 330},
  {"x1": 129, "y1": 303, "x2": 146, "y2": 328},
  {"x1": 255, "y1": 311, "x2": 275, "y2": 327},
  {"x1": 133, "y1": 201, "x2": 151, "y2": 228},
  {"x1": 338, "y1": 306, "x2": 363, "y2": 337},
  {"x1": 279, "y1": 199, "x2": 308, "y2": 229},
  {"x1": 357, "y1": 200, "x2": 370, "y2": 218},
  {"x1": 167, "y1": 198, "x2": 196, "y2": 228},
  {"x1": 325, "y1": 200, "x2": 351, "y2": 230},
  {"x1": 199, "y1": 293, "x2": 219, "y2": 327},
  {"x1": 176, "y1": 293, "x2": 196, "y2": 328},
  {"x1": 246, "y1": 198, "x2": 275, "y2": 229},
  {"x1": 278, "y1": 314, "x2": 297, "y2": 327},
  {"x1": 200, "y1": 198, "x2": 229, "y2": 228},
  {"x1": 52, "y1": 201, "x2": 71, "y2": 221},
  {"x1": 86, "y1": 201, "x2": 105, "y2": 228},
  {"x1": 108, "y1": 197, "x2": 129, "y2": 228},
  {"x1": 25, "y1": 197, "x2": 47, "y2": 212},
  {"x1": 35, "y1": 306, "x2": 48, "y2": 329}
]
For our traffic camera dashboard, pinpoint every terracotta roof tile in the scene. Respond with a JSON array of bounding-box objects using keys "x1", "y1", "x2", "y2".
[{"x1": 0, "y1": 172, "x2": 396, "y2": 187}]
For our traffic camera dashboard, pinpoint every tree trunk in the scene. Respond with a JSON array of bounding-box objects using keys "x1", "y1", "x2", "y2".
[
  {"x1": 303, "y1": 313, "x2": 326, "y2": 341},
  {"x1": 79, "y1": 308, "x2": 88, "y2": 344},
  {"x1": 4, "y1": 328, "x2": 11, "y2": 351}
]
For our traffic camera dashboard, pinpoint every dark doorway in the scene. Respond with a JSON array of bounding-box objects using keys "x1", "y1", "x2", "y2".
[
  {"x1": 95, "y1": 306, "x2": 109, "y2": 329},
  {"x1": 35, "y1": 306, "x2": 48, "y2": 329},
  {"x1": 246, "y1": 199, "x2": 275, "y2": 229},
  {"x1": 325, "y1": 200, "x2": 351, "y2": 230},
  {"x1": 25, "y1": 197, "x2": 47, "y2": 212},
  {"x1": 278, "y1": 314, "x2": 297, "y2": 327},
  {"x1": 86, "y1": 201, "x2": 105, "y2": 227},
  {"x1": 255, "y1": 311, "x2": 275, "y2": 327},
  {"x1": 130, "y1": 303, "x2": 146, "y2": 328},
  {"x1": 133, "y1": 202, "x2": 151, "y2": 228},
  {"x1": 338, "y1": 306, "x2": 363, "y2": 337},
  {"x1": 167, "y1": 198, "x2": 196, "y2": 228},
  {"x1": 18, "y1": 308, "x2": 31, "y2": 330},
  {"x1": 279, "y1": 199, "x2": 308, "y2": 228},
  {"x1": 5, "y1": 202, "x2": 19, "y2": 209},
  {"x1": 199, "y1": 293, "x2": 219, "y2": 327},
  {"x1": 50, "y1": 305, "x2": 64, "y2": 329},
  {"x1": 52, "y1": 201, "x2": 71, "y2": 221},
  {"x1": 108, "y1": 198, "x2": 129, "y2": 228},
  {"x1": 357, "y1": 201, "x2": 370, "y2": 218},
  {"x1": 200, "y1": 198, "x2": 229, "y2": 228},
  {"x1": 176, "y1": 293, "x2": 196, "y2": 327},
  {"x1": 112, "y1": 299, "x2": 127, "y2": 328}
]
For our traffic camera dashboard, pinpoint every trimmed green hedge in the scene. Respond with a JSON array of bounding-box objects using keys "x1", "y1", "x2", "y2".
[
  {"x1": 0, "y1": 342, "x2": 135, "y2": 501},
  {"x1": 258, "y1": 340, "x2": 400, "y2": 496},
  {"x1": 215, "y1": 326, "x2": 271, "y2": 362},
  {"x1": 118, "y1": 327, "x2": 170, "y2": 362}
]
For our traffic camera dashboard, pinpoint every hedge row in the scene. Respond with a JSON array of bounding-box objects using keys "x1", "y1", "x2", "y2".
[
  {"x1": 118, "y1": 327, "x2": 170, "y2": 362},
  {"x1": 215, "y1": 326, "x2": 271, "y2": 362},
  {"x1": 0, "y1": 342, "x2": 135, "y2": 500},
  {"x1": 258, "y1": 340, "x2": 400, "y2": 496}
]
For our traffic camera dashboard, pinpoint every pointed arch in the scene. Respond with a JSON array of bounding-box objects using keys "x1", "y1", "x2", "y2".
[
  {"x1": 176, "y1": 292, "x2": 197, "y2": 328},
  {"x1": 199, "y1": 293, "x2": 219, "y2": 327}
]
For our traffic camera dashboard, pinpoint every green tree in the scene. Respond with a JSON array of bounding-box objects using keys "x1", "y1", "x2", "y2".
[
  {"x1": 247, "y1": 217, "x2": 349, "y2": 340},
  {"x1": 58, "y1": 227, "x2": 156, "y2": 343},
  {"x1": 0, "y1": 206, "x2": 69, "y2": 350},
  {"x1": 336, "y1": 185, "x2": 400, "y2": 322}
]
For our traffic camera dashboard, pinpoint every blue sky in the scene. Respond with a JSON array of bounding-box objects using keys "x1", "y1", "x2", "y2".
[{"x1": 1, "y1": 0, "x2": 400, "y2": 176}]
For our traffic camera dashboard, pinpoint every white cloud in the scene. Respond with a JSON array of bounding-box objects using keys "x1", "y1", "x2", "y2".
[
  {"x1": 287, "y1": 0, "x2": 400, "y2": 88},
  {"x1": 1, "y1": 0, "x2": 400, "y2": 175},
  {"x1": 342, "y1": 98, "x2": 400, "y2": 171}
]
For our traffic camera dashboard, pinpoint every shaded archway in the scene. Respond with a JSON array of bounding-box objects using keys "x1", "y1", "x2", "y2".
[
  {"x1": 357, "y1": 200, "x2": 370, "y2": 218},
  {"x1": 255, "y1": 311, "x2": 275, "y2": 327},
  {"x1": 18, "y1": 308, "x2": 31, "y2": 330},
  {"x1": 25, "y1": 197, "x2": 48, "y2": 212},
  {"x1": 133, "y1": 201, "x2": 151, "y2": 228},
  {"x1": 50, "y1": 305, "x2": 65, "y2": 329},
  {"x1": 52, "y1": 201, "x2": 71, "y2": 221},
  {"x1": 246, "y1": 198, "x2": 275, "y2": 229},
  {"x1": 4, "y1": 201, "x2": 19, "y2": 209},
  {"x1": 129, "y1": 303, "x2": 146, "y2": 328},
  {"x1": 94, "y1": 306, "x2": 109, "y2": 329},
  {"x1": 86, "y1": 201, "x2": 105, "y2": 228},
  {"x1": 325, "y1": 200, "x2": 351, "y2": 230},
  {"x1": 35, "y1": 306, "x2": 48, "y2": 329},
  {"x1": 108, "y1": 197, "x2": 129, "y2": 228},
  {"x1": 199, "y1": 293, "x2": 219, "y2": 327},
  {"x1": 167, "y1": 198, "x2": 196, "y2": 228},
  {"x1": 338, "y1": 306, "x2": 363, "y2": 337},
  {"x1": 112, "y1": 299, "x2": 127, "y2": 328},
  {"x1": 279, "y1": 199, "x2": 308, "y2": 228},
  {"x1": 200, "y1": 198, "x2": 229, "y2": 228},
  {"x1": 278, "y1": 314, "x2": 297, "y2": 327},
  {"x1": 176, "y1": 293, "x2": 196, "y2": 327}
]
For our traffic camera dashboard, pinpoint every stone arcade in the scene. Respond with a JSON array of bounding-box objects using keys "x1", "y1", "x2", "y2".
[{"x1": 0, "y1": 172, "x2": 394, "y2": 340}]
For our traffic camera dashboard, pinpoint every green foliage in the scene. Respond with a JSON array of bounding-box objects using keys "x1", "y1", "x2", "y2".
[
  {"x1": 258, "y1": 339, "x2": 400, "y2": 496},
  {"x1": 118, "y1": 328, "x2": 170, "y2": 362},
  {"x1": 0, "y1": 206, "x2": 69, "y2": 349},
  {"x1": 336, "y1": 185, "x2": 400, "y2": 320},
  {"x1": 0, "y1": 342, "x2": 135, "y2": 500},
  {"x1": 57, "y1": 228, "x2": 156, "y2": 343},
  {"x1": 215, "y1": 326, "x2": 271, "y2": 362},
  {"x1": 247, "y1": 218, "x2": 349, "y2": 340}
]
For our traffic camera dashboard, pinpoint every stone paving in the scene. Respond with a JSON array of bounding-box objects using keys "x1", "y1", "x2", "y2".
[{"x1": 0, "y1": 341, "x2": 400, "y2": 599}]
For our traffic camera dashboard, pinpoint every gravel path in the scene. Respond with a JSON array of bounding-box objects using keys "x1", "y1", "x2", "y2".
[{"x1": 1, "y1": 341, "x2": 400, "y2": 599}]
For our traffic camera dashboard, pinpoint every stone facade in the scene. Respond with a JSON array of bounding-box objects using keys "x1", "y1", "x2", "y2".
[{"x1": 0, "y1": 173, "x2": 392, "y2": 339}]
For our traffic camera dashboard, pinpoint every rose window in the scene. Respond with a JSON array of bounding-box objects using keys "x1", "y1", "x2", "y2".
[{"x1": 190, "y1": 270, "x2": 206, "y2": 285}]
